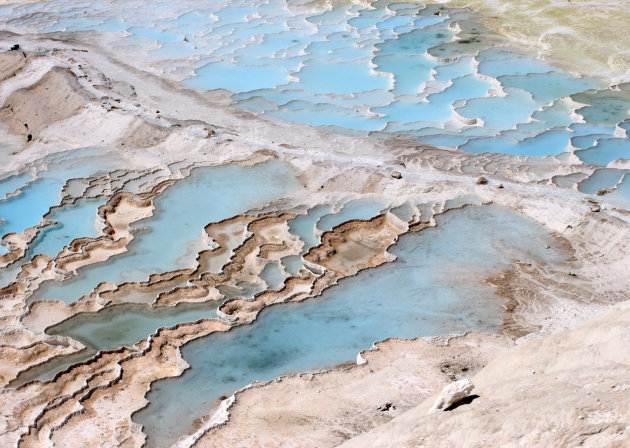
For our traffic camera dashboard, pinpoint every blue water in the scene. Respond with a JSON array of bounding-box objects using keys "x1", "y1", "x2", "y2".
[
  {"x1": 575, "y1": 138, "x2": 630, "y2": 166},
  {"x1": 134, "y1": 205, "x2": 568, "y2": 448},
  {"x1": 572, "y1": 88, "x2": 630, "y2": 125},
  {"x1": 0, "y1": 260, "x2": 22, "y2": 288},
  {"x1": 456, "y1": 87, "x2": 540, "y2": 131},
  {"x1": 497, "y1": 72, "x2": 603, "y2": 104},
  {"x1": 32, "y1": 160, "x2": 301, "y2": 303},
  {"x1": 185, "y1": 62, "x2": 289, "y2": 93},
  {"x1": 604, "y1": 174, "x2": 630, "y2": 207},
  {"x1": 281, "y1": 254, "x2": 304, "y2": 276},
  {"x1": 0, "y1": 172, "x2": 32, "y2": 200},
  {"x1": 6, "y1": 300, "x2": 223, "y2": 385},
  {"x1": 288, "y1": 204, "x2": 332, "y2": 250},
  {"x1": 522, "y1": 100, "x2": 577, "y2": 133},
  {"x1": 0, "y1": 177, "x2": 64, "y2": 238},
  {"x1": 317, "y1": 199, "x2": 387, "y2": 232},
  {"x1": 29, "y1": 199, "x2": 102, "y2": 257},
  {"x1": 477, "y1": 57, "x2": 558, "y2": 78},
  {"x1": 578, "y1": 168, "x2": 626, "y2": 194},
  {"x1": 2, "y1": 0, "x2": 629, "y2": 161},
  {"x1": 48, "y1": 301, "x2": 220, "y2": 350},
  {"x1": 129, "y1": 26, "x2": 183, "y2": 43},
  {"x1": 259, "y1": 262, "x2": 286, "y2": 291},
  {"x1": 0, "y1": 150, "x2": 119, "y2": 239},
  {"x1": 460, "y1": 129, "x2": 573, "y2": 157},
  {"x1": 295, "y1": 60, "x2": 392, "y2": 95}
]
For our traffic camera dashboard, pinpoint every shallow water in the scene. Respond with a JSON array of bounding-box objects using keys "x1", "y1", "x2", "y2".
[
  {"x1": 0, "y1": 2, "x2": 609, "y2": 445},
  {"x1": 0, "y1": 260, "x2": 22, "y2": 288},
  {"x1": 32, "y1": 160, "x2": 301, "y2": 303},
  {"x1": 0, "y1": 150, "x2": 121, "y2": 255},
  {"x1": 49, "y1": 301, "x2": 220, "y2": 350},
  {"x1": 460, "y1": 129, "x2": 574, "y2": 157},
  {"x1": 575, "y1": 138, "x2": 630, "y2": 166},
  {"x1": 10, "y1": 300, "x2": 222, "y2": 386},
  {"x1": 604, "y1": 174, "x2": 630, "y2": 207},
  {"x1": 259, "y1": 261, "x2": 286, "y2": 291},
  {"x1": 29, "y1": 199, "x2": 103, "y2": 258},
  {"x1": 134, "y1": 205, "x2": 568, "y2": 447},
  {"x1": 578, "y1": 168, "x2": 626, "y2": 194},
  {"x1": 0, "y1": 172, "x2": 33, "y2": 200},
  {"x1": 317, "y1": 199, "x2": 387, "y2": 232},
  {"x1": 281, "y1": 254, "x2": 304, "y2": 276},
  {"x1": 0, "y1": 150, "x2": 119, "y2": 239},
  {"x1": 288, "y1": 204, "x2": 332, "y2": 251},
  {"x1": 1, "y1": 0, "x2": 629, "y2": 162},
  {"x1": 0, "y1": 177, "x2": 63, "y2": 238}
]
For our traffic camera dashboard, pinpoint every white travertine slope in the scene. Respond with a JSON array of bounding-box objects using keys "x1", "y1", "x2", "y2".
[{"x1": 339, "y1": 301, "x2": 630, "y2": 448}]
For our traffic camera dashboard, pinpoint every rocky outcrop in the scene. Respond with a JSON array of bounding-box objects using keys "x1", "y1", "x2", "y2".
[
  {"x1": 428, "y1": 379, "x2": 475, "y2": 413},
  {"x1": 0, "y1": 64, "x2": 92, "y2": 140}
]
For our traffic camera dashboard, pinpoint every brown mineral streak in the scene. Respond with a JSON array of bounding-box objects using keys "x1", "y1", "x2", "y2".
[
  {"x1": 5, "y1": 211, "x2": 413, "y2": 448},
  {"x1": 0, "y1": 25, "x2": 629, "y2": 448}
]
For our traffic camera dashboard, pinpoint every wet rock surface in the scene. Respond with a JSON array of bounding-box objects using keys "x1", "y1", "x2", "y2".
[
  {"x1": 0, "y1": 3, "x2": 628, "y2": 447},
  {"x1": 339, "y1": 302, "x2": 630, "y2": 448}
]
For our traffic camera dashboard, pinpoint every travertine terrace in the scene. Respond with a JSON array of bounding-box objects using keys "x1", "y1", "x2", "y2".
[{"x1": 0, "y1": 1, "x2": 629, "y2": 447}]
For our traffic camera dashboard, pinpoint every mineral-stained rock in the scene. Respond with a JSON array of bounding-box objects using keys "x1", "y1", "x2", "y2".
[{"x1": 0, "y1": 28, "x2": 629, "y2": 448}]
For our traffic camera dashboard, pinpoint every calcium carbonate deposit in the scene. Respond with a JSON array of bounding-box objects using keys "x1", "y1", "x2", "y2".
[{"x1": 0, "y1": 1, "x2": 629, "y2": 447}]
